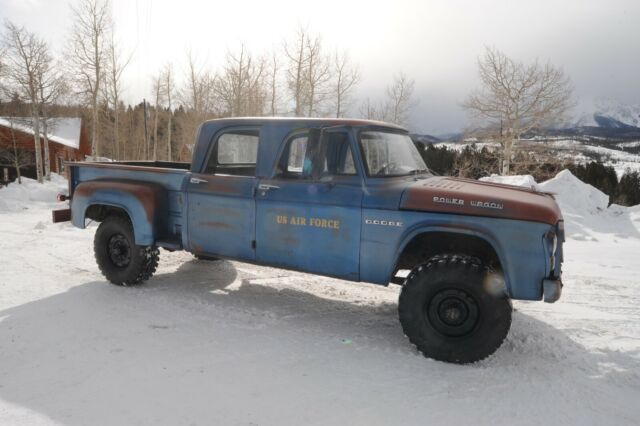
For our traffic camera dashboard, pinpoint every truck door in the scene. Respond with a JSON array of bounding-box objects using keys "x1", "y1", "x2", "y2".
[
  {"x1": 186, "y1": 127, "x2": 259, "y2": 261},
  {"x1": 255, "y1": 128, "x2": 363, "y2": 280}
]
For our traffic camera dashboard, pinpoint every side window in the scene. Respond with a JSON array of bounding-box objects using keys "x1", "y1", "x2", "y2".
[{"x1": 204, "y1": 130, "x2": 259, "y2": 176}]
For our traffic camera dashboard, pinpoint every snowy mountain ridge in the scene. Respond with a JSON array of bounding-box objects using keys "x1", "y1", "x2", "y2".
[{"x1": 574, "y1": 98, "x2": 640, "y2": 129}]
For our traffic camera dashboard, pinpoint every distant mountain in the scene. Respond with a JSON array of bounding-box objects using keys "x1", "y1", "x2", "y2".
[
  {"x1": 410, "y1": 133, "x2": 441, "y2": 144},
  {"x1": 549, "y1": 125, "x2": 640, "y2": 141},
  {"x1": 575, "y1": 98, "x2": 640, "y2": 129},
  {"x1": 593, "y1": 114, "x2": 637, "y2": 129}
]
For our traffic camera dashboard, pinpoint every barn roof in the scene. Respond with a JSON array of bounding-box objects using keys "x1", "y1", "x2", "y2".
[{"x1": 0, "y1": 117, "x2": 82, "y2": 149}]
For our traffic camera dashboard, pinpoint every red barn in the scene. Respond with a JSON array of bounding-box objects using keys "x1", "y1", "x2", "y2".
[{"x1": 0, "y1": 117, "x2": 90, "y2": 182}]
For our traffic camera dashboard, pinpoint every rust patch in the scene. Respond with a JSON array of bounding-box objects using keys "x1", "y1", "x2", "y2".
[
  {"x1": 402, "y1": 177, "x2": 562, "y2": 225},
  {"x1": 200, "y1": 220, "x2": 233, "y2": 230},
  {"x1": 189, "y1": 173, "x2": 242, "y2": 195},
  {"x1": 74, "y1": 180, "x2": 163, "y2": 224},
  {"x1": 280, "y1": 236, "x2": 299, "y2": 245}
]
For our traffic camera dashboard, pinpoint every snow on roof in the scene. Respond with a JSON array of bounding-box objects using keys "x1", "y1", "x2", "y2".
[{"x1": 0, "y1": 117, "x2": 82, "y2": 149}]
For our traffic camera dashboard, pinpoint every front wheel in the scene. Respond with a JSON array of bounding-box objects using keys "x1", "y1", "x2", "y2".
[
  {"x1": 398, "y1": 254, "x2": 512, "y2": 363},
  {"x1": 94, "y1": 215, "x2": 159, "y2": 286}
]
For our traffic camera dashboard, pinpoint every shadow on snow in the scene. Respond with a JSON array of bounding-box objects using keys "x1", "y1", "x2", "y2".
[{"x1": 0, "y1": 259, "x2": 638, "y2": 425}]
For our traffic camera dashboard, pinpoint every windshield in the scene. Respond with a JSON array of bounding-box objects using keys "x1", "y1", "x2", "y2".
[{"x1": 359, "y1": 131, "x2": 430, "y2": 177}]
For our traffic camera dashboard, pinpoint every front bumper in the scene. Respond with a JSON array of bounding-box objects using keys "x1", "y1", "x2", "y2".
[{"x1": 543, "y1": 278, "x2": 563, "y2": 303}]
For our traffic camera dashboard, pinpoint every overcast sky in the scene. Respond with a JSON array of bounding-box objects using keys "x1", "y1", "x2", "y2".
[{"x1": 1, "y1": 0, "x2": 639, "y2": 135}]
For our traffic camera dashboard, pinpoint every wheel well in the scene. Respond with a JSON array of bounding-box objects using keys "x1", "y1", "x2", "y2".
[
  {"x1": 394, "y1": 231, "x2": 501, "y2": 276},
  {"x1": 85, "y1": 204, "x2": 131, "y2": 223}
]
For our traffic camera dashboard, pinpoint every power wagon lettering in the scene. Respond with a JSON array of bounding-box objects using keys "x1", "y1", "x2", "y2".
[
  {"x1": 433, "y1": 196, "x2": 464, "y2": 206},
  {"x1": 470, "y1": 200, "x2": 504, "y2": 210}
]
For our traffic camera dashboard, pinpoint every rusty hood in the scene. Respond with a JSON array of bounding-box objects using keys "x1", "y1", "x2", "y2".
[{"x1": 400, "y1": 176, "x2": 563, "y2": 225}]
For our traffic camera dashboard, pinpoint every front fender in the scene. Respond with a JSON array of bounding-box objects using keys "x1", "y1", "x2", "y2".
[
  {"x1": 360, "y1": 209, "x2": 551, "y2": 300},
  {"x1": 392, "y1": 224, "x2": 510, "y2": 290},
  {"x1": 71, "y1": 180, "x2": 167, "y2": 246}
]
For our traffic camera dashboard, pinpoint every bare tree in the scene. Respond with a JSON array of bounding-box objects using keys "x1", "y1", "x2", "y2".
[
  {"x1": 162, "y1": 63, "x2": 175, "y2": 161},
  {"x1": 214, "y1": 44, "x2": 266, "y2": 117},
  {"x1": 179, "y1": 49, "x2": 215, "y2": 114},
  {"x1": 177, "y1": 50, "x2": 215, "y2": 160},
  {"x1": 359, "y1": 97, "x2": 385, "y2": 121},
  {"x1": 357, "y1": 73, "x2": 415, "y2": 125},
  {"x1": 463, "y1": 46, "x2": 573, "y2": 174},
  {"x1": 266, "y1": 50, "x2": 280, "y2": 116},
  {"x1": 304, "y1": 34, "x2": 331, "y2": 117},
  {"x1": 37, "y1": 56, "x2": 67, "y2": 180},
  {"x1": 151, "y1": 74, "x2": 163, "y2": 161},
  {"x1": 102, "y1": 31, "x2": 130, "y2": 161},
  {"x1": 0, "y1": 116, "x2": 35, "y2": 183},
  {"x1": 1, "y1": 21, "x2": 48, "y2": 182},
  {"x1": 0, "y1": 42, "x2": 4, "y2": 90},
  {"x1": 284, "y1": 27, "x2": 332, "y2": 117},
  {"x1": 284, "y1": 26, "x2": 308, "y2": 116},
  {"x1": 68, "y1": 0, "x2": 112, "y2": 158},
  {"x1": 386, "y1": 72, "x2": 415, "y2": 126},
  {"x1": 331, "y1": 50, "x2": 360, "y2": 118}
]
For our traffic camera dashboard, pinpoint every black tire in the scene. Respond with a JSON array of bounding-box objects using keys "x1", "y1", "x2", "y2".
[
  {"x1": 398, "y1": 254, "x2": 512, "y2": 364},
  {"x1": 194, "y1": 254, "x2": 220, "y2": 261},
  {"x1": 94, "y1": 215, "x2": 159, "y2": 286}
]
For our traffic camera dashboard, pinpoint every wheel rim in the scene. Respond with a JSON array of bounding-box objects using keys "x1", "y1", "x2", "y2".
[
  {"x1": 108, "y1": 234, "x2": 131, "y2": 268},
  {"x1": 426, "y1": 289, "x2": 479, "y2": 337}
]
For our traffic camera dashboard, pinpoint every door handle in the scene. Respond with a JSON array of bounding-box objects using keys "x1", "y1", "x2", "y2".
[
  {"x1": 258, "y1": 183, "x2": 280, "y2": 191},
  {"x1": 190, "y1": 177, "x2": 208, "y2": 184}
]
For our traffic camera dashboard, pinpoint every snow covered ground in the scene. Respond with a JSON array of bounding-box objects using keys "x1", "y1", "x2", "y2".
[{"x1": 0, "y1": 174, "x2": 639, "y2": 425}]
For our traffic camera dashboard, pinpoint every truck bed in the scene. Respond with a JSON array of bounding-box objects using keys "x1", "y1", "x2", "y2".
[
  {"x1": 67, "y1": 161, "x2": 190, "y2": 249},
  {"x1": 69, "y1": 161, "x2": 190, "y2": 192}
]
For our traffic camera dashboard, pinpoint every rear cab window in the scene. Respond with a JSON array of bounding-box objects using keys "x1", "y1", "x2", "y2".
[{"x1": 204, "y1": 129, "x2": 259, "y2": 177}]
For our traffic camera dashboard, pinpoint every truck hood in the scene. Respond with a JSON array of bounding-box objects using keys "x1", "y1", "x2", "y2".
[{"x1": 400, "y1": 176, "x2": 563, "y2": 225}]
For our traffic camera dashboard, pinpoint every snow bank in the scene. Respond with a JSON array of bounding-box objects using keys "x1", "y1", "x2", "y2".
[
  {"x1": 538, "y1": 170, "x2": 609, "y2": 215},
  {"x1": 480, "y1": 174, "x2": 539, "y2": 190},
  {"x1": 483, "y1": 169, "x2": 639, "y2": 241},
  {"x1": 0, "y1": 174, "x2": 67, "y2": 212},
  {"x1": 483, "y1": 169, "x2": 610, "y2": 216}
]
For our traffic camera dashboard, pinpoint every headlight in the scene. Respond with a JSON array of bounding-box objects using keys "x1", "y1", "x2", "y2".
[{"x1": 557, "y1": 220, "x2": 565, "y2": 242}]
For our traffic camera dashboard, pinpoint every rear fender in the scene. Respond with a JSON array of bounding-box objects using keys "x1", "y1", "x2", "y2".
[{"x1": 71, "y1": 180, "x2": 167, "y2": 246}]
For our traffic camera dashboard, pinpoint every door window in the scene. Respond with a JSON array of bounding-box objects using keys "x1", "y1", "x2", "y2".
[{"x1": 276, "y1": 131, "x2": 356, "y2": 179}]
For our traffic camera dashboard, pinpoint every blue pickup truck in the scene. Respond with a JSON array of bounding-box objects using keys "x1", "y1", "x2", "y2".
[{"x1": 54, "y1": 117, "x2": 564, "y2": 363}]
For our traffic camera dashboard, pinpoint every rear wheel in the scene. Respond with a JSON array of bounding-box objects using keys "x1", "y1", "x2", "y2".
[
  {"x1": 94, "y1": 215, "x2": 159, "y2": 286},
  {"x1": 398, "y1": 254, "x2": 512, "y2": 363}
]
